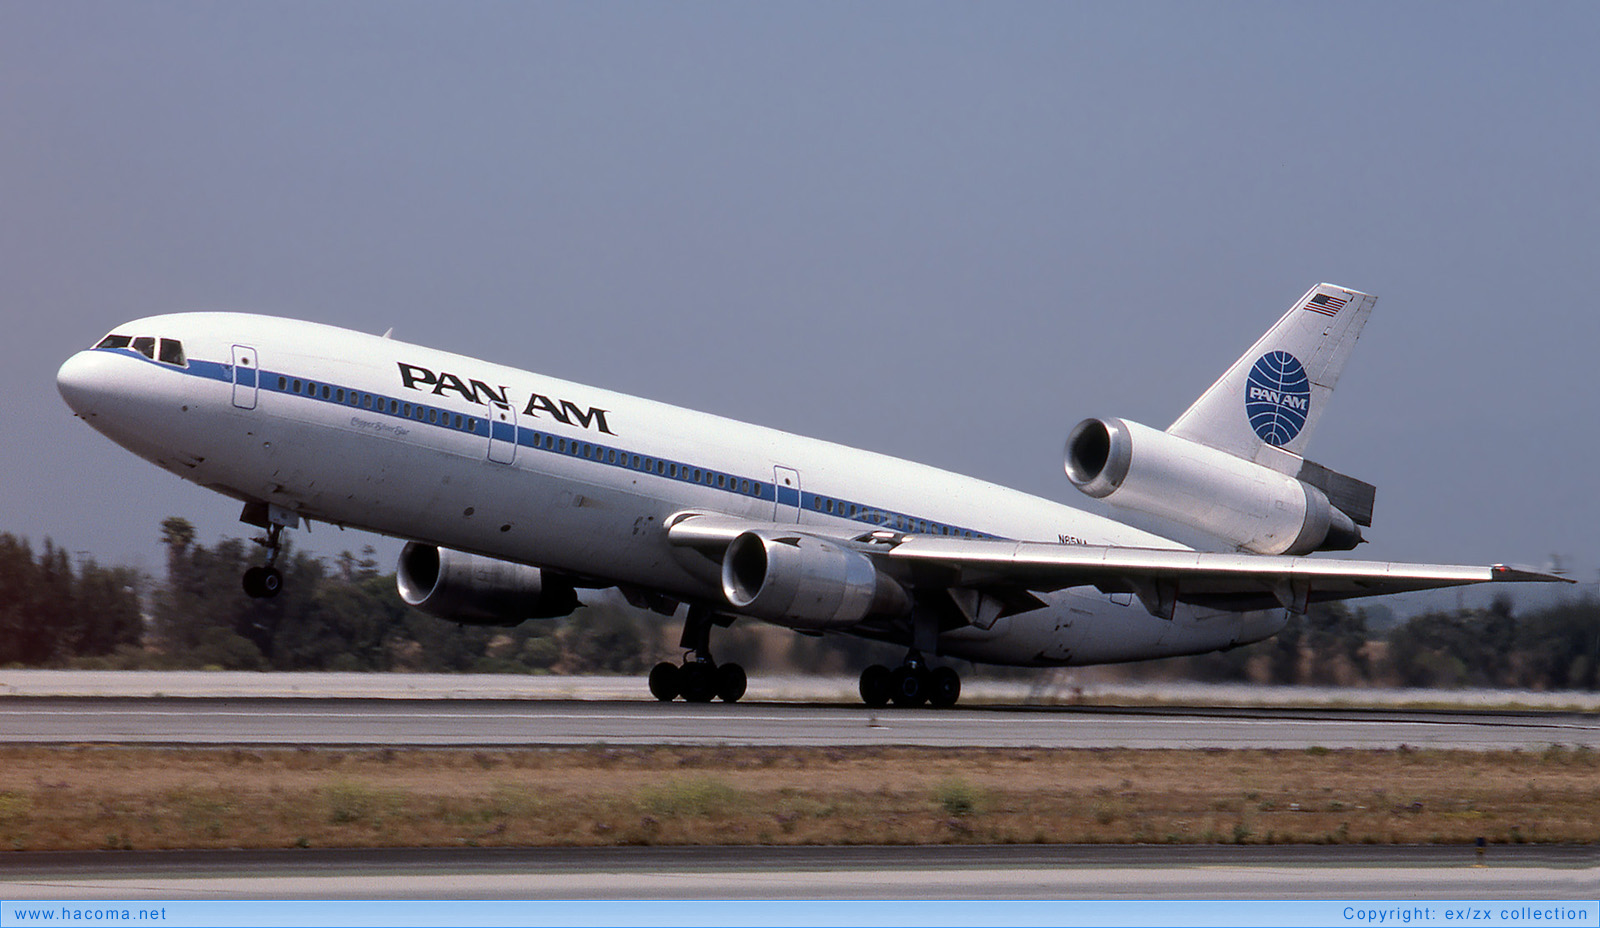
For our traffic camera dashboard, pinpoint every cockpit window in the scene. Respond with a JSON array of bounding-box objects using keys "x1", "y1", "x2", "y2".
[
  {"x1": 158, "y1": 338, "x2": 187, "y2": 367},
  {"x1": 96, "y1": 334, "x2": 132, "y2": 350},
  {"x1": 131, "y1": 336, "x2": 156, "y2": 359}
]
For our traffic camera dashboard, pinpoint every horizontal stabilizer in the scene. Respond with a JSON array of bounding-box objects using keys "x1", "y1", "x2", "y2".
[{"x1": 1297, "y1": 460, "x2": 1376, "y2": 527}]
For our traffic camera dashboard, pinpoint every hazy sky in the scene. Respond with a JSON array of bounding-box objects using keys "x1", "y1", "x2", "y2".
[{"x1": 4, "y1": 3, "x2": 1596, "y2": 591}]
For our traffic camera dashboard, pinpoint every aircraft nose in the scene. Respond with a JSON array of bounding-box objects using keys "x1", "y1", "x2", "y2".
[{"x1": 56, "y1": 350, "x2": 116, "y2": 417}]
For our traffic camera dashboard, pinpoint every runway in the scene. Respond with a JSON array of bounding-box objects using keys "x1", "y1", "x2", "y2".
[
  {"x1": 3, "y1": 846, "x2": 1597, "y2": 900},
  {"x1": 3, "y1": 696, "x2": 1598, "y2": 750},
  {"x1": 4, "y1": 676, "x2": 1597, "y2": 902}
]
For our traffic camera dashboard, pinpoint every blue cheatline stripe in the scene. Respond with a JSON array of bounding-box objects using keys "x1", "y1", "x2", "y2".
[{"x1": 95, "y1": 346, "x2": 998, "y2": 541}]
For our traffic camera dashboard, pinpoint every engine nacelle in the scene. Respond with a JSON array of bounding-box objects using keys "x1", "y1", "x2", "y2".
[
  {"x1": 1065, "y1": 417, "x2": 1362, "y2": 555},
  {"x1": 396, "y1": 543, "x2": 579, "y2": 626},
  {"x1": 720, "y1": 531, "x2": 911, "y2": 630}
]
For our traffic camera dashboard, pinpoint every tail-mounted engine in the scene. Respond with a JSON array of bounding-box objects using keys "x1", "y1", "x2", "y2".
[
  {"x1": 396, "y1": 543, "x2": 580, "y2": 626},
  {"x1": 721, "y1": 530, "x2": 911, "y2": 629},
  {"x1": 1065, "y1": 417, "x2": 1366, "y2": 555}
]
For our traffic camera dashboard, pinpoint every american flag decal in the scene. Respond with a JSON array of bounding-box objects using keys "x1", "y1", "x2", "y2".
[{"x1": 1305, "y1": 293, "x2": 1347, "y2": 316}]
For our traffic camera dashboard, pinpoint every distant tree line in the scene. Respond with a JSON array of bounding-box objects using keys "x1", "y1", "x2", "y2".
[
  {"x1": 0, "y1": 534, "x2": 142, "y2": 664},
  {"x1": 1110, "y1": 596, "x2": 1600, "y2": 690},
  {"x1": 1, "y1": 519, "x2": 1595, "y2": 690}
]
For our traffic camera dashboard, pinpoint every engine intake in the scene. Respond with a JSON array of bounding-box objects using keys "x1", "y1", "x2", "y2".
[
  {"x1": 721, "y1": 531, "x2": 910, "y2": 629},
  {"x1": 396, "y1": 543, "x2": 579, "y2": 626},
  {"x1": 1065, "y1": 417, "x2": 1362, "y2": 555}
]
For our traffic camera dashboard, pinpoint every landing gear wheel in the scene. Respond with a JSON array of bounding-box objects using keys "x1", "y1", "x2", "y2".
[
  {"x1": 890, "y1": 665, "x2": 929, "y2": 708},
  {"x1": 679, "y1": 662, "x2": 718, "y2": 703},
  {"x1": 243, "y1": 519, "x2": 286, "y2": 599},
  {"x1": 242, "y1": 566, "x2": 282, "y2": 599},
  {"x1": 715, "y1": 663, "x2": 747, "y2": 703},
  {"x1": 648, "y1": 662, "x2": 680, "y2": 702},
  {"x1": 928, "y1": 666, "x2": 961, "y2": 708},
  {"x1": 859, "y1": 664, "x2": 892, "y2": 708}
]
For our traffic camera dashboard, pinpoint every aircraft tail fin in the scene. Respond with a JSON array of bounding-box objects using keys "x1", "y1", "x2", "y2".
[{"x1": 1167, "y1": 283, "x2": 1376, "y2": 465}]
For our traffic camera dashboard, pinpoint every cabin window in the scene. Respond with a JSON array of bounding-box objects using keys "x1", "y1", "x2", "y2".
[
  {"x1": 131, "y1": 337, "x2": 156, "y2": 359},
  {"x1": 388, "y1": 399, "x2": 398, "y2": 413},
  {"x1": 336, "y1": 389, "x2": 346, "y2": 403},
  {"x1": 608, "y1": 449, "x2": 617, "y2": 464},
  {"x1": 362, "y1": 394, "x2": 373, "y2": 409},
  {"x1": 279, "y1": 377, "x2": 288, "y2": 390},
  {"x1": 157, "y1": 339, "x2": 187, "y2": 366},
  {"x1": 740, "y1": 480, "x2": 750, "y2": 494},
  {"x1": 96, "y1": 334, "x2": 132, "y2": 350},
  {"x1": 292, "y1": 379, "x2": 303, "y2": 393},
  {"x1": 427, "y1": 409, "x2": 436, "y2": 423},
  {"x1": 321, "y1": 385, "x2": 331, "y2": 400},
  {"x1": 468, "y1": 419, "x2": 478, "y2": 432}
]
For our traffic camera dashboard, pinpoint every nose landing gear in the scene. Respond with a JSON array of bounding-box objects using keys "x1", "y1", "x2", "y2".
[{"x1": 241, "y1": 505, "x2": 295, "y2": 600}]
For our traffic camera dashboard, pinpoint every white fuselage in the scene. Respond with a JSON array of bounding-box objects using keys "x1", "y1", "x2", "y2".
[{"x1": 57, "y1": 312, "x2": 1287, "y2": 666}]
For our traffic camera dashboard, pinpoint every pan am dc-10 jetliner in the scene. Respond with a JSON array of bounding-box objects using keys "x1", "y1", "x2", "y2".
[{"x1": 57, "y1": 284, "x2": 1568, "y2": 707}]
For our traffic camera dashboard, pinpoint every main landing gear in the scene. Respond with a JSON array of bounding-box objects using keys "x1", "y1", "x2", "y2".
[
  {"x1": 649, "y1": 605, "x2": 747, "y2": 703},
  {"x1": 859, "y1": 653, "x2": 961, "y2": 709},
  {"x1": 242, "y1": 521, "x2": 285, "y2": 599}
]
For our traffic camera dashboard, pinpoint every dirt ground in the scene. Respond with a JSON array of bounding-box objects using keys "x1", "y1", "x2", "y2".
[{"x1": 2, "y1": 744, "x2": 1596, "y2": 851}]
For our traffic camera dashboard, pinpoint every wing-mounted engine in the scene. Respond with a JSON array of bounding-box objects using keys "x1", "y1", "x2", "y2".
[
  {"x1": 1065, "y1": 417, "x2": 1366, "y2": 555},
  {"x1": 396, "y1": 543, "x2": 580, "y2": 626},
  {"x1": 721, "y1": 530, "x2": 912, "y2": 629}
]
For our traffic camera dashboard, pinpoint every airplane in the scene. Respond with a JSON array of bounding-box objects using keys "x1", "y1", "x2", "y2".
[{"x1": 56, "y1": 284, "x2": 1569, "y2": 707}]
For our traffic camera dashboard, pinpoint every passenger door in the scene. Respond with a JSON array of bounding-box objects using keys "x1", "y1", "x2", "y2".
[
  {"x1": 231, "y1": 345, "x2": 258, "y2": 410},
  {"x1": 488, "y1": 400, "x2": 517, "y2": 464},
  {"x1": 773, "y1": 466, "x2": 801, "y2": 523}
]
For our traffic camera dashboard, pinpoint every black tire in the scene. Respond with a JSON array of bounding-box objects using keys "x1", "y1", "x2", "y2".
[
  {"x1": 679, "y1": 662, "x2": 717, "y2": 703},
  {"x1": 242, "y1": 567, "x2": 266, "y2": 599},
  {"x1": 859, "y1": 664, "x2": 892, "y2": 708},
  {"x1": 259, "y1": 566, "x2": 283, "y2": 598},
  {"x1": 889, "y1": 665, "x2": 928, "y2": 708},
  {"x1": 928, "y1": 666, "x2": 961, "y2": 708},
  {"x1": 715, "y1": 663, "x2": 747, "y2": 703},
  {"x1": 648, "y1": 662, "x2": 680, "y2": 702}
]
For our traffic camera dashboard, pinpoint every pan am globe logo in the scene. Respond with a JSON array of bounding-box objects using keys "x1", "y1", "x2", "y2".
[{"x1": 1244, "y1": 351, "x2": 1311, "y2": 445}]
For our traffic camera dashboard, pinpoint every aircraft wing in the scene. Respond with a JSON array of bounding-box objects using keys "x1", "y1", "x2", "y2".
[{"x1": 665, "y1": 512, "x2": 1570, "y2": 619}]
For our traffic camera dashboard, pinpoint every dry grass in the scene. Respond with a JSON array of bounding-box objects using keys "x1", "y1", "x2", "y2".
[{"x1": 1, "y1": 744, "x2": 1596, "y2": 851}]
